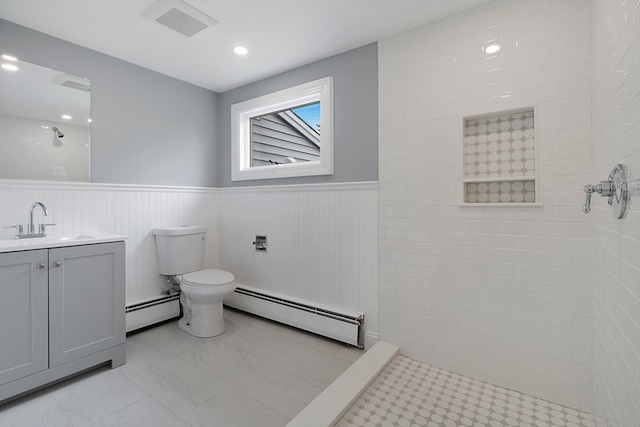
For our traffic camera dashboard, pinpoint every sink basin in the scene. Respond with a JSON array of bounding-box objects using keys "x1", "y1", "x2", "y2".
[
  {"x1": 0, "y1": 233, "x2": 127, "y2": 253},
  {"x1": 49, "y1": 234, "x2": 96, "y2": 242}
]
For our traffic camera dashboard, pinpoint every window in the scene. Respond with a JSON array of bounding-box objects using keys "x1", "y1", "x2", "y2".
[{"x1": 231, "y1": 77, "x2": 333, "y2": 181}]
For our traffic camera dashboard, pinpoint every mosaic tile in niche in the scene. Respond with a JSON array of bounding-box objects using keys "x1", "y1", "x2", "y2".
[
  {"x1": 464, "y1": 111, "x2": 535, "y2": 180},
  {"x1": 463, "y1": 109, "x2": 536, "y2": 204},
  {"x1": 465, "y1": 180, "x2": 535, "y2": 203}
]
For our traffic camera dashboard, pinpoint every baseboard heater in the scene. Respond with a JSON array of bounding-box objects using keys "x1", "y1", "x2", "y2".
[
  {"x1": 125, "y1": 292, "x2": 180, "y2": 333},
  {"x1": 224, "y1": 286, "x2": 364, "y2": 348}
]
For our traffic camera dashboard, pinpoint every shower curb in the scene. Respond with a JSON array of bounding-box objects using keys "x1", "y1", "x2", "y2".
[{"x1": 287, "y1": 341, "x2": 399, "y2": 427}]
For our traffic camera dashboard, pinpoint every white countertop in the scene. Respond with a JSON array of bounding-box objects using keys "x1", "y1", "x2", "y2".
[{"x1": 0, "y1": 233, "x2": 127, "y2": 253}]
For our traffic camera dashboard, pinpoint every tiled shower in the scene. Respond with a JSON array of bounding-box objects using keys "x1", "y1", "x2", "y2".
[
  {"x1": 0, "y1": 0, "x2": 637, "y2": 425},
  {"x1": 378, "y1": 0, "x2": 638, "y2": 425}
]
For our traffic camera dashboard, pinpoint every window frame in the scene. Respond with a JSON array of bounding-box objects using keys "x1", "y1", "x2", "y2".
[{"x1": 231, "y1": 77, "x2": 334, "y2": 181}]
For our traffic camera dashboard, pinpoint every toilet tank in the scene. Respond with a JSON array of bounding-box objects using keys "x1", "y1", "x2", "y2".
[{"x1": 153, "y1": 225, "x2": 207, "y2": 275}]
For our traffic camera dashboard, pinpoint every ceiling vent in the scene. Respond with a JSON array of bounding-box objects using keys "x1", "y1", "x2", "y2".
[
  {"x1": 50, "y1": 73, "x2": 91, "y2": 92},
  {"x1": 142, "y1": 0, "x2": 219, "y2": 38}
]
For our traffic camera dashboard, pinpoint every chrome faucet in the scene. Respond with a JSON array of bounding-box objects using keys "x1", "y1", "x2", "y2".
[
  {"x1": 3, "y1": 202, "x2": 55, "y2": 239},
  {"x1": 29, "y1": 202, "x2": 49, "y2": 235}
]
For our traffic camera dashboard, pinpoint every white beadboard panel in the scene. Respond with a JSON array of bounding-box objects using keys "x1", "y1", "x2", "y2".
[
  {"x1": 0, "y1": 180, "x2": 220, "y2": 306},
  {"x1": 220, "y1": 182, "x2": 379, "y2": 339},
  {"x1": 0, "y1": 180, "x2": 378, "y2": 340},
  {"x1": 378, "y1": 0, "x2": 595, "y2": 413},
  {"x1": 591, "y1": 0, "x2": 640, "y2": 426}
]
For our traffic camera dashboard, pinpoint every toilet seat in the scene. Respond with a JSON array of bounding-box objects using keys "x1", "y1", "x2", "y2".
[{"x1": 181, "y1": 269, "x2": 235, "y2": 287}]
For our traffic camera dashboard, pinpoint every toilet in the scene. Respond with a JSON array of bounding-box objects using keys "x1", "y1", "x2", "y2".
[{"x1": 152, "y1": 225, "x2": 236, "y2": 338}]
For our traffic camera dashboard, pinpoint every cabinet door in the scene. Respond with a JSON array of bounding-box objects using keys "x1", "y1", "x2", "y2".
[
  {"x1": 0, "y1": 250, "x2": 49, "y2": 385},
  {"x1": 49, "y1": 242, "x2": 125, "y2": 367}
]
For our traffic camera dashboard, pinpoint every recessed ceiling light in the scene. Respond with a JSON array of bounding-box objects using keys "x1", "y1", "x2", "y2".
[
  {"x1": 485, "y1": 44, "x2": 500, "y2": 54},
  {"x1": 87, "y1": 118, "x2": 92, "y2": 123},
  {"x1": 1, "y1": 63, "x2": 18, "y2": 71},
  {"x1": 2, "y1": 54, "x2": 18, "y2": 61},
  {"x1": 234, "y1": 46, "x2": 248, "y2": 55},
  {"x1": 61, "y1": 114, "x2": 72, "y2": 120}
]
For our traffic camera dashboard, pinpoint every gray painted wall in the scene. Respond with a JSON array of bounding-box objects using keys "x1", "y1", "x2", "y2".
[
  {"x1": 0, "y1": 19, "x2": 219, "y2": 187},
  {"x1": 1, "y1": 20, "x2": 378, "y2": 188},
  {"x1": 217, "y1": 43, "x2": 378, "y2": 187}
]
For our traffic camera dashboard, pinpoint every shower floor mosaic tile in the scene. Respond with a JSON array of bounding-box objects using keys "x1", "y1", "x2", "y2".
[{"x1": 337, "y1": 354, "x2": 597, "y2": 427}]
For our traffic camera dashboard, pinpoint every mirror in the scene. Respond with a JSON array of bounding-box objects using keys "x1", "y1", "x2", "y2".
[{"x1": 0, "y1": 56, "x2": 91, "y2": 182}]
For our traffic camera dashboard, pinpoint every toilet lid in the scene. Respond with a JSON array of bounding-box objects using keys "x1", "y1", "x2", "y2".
[{"x1": 181, "y1": 269, "x2": 235, "y2": 287}]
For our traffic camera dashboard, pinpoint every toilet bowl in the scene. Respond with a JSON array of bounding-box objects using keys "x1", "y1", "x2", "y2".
[
  {"x1": 152, "y1": 226, "x2": 236, "y2": 338},
  {"x1": 176, "y1": 269, "x2": 236, "y2": 338}
]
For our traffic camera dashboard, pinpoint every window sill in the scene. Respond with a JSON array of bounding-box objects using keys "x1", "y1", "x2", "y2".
[{"x1": 232, "y1": 161, "x2": 332, "y2": 181}]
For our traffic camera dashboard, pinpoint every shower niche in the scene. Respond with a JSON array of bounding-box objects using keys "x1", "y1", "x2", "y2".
[{"x1": 462, "y1": 108, "x2": 538, "y2": 205}]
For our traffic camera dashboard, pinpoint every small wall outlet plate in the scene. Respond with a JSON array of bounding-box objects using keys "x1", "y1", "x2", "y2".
[{"x1": 253, "y1": 235, "x2": 267, "y2": 252}]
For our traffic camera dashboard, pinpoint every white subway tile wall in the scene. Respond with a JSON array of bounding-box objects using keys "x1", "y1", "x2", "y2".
[
  {"x1": 378, "y1": 0, "x2": 594, "y2": 413},
  {"x1": 591, "y1": 0, "x2": 640, "y2": 426}
]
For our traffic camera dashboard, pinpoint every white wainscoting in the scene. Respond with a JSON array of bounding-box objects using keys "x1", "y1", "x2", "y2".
[
  {"x1": 1, "y1": 180, "x2": 379, "y2": 344},
  {"x1": 220, "y1": 182, "x2": 379, "y2": 346},
  {"x1": 0, "y1": 180, "x2": 220, "y2": 310}
]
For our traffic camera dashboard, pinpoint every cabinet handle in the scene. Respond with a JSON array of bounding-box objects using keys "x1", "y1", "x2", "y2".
[
  {"x1": 37, "y1": 262, "x2": 46, "y2": 269},
  {"x1": 53, "y1": 261, "x2": 62, "y2": 268}
]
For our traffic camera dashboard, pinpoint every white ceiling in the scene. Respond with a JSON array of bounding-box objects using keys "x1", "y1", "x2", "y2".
[{"x1": 0, "y1": 0, "x2": 488, "y2": 93}]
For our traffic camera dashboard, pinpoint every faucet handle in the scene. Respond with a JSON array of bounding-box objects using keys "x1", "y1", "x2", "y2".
[
  {"x1": 4, "y1": 224, "x2": 24, "y2": 238},
  {"x1": 582, "y1": 184, "x2": 605, "y2": 213},
  {"x1": 582, "y1": 164, "x2": 629, "y2": 218},
  {"x1": 38, "y1": 223, "x2": 56, "y2": 235}
]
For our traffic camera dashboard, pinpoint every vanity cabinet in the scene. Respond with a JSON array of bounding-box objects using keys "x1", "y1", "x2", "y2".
[
  {"x1": 0, "y1": 241, "x2": 125, "y2": 403},
  {"x1": 0, "y1": 250, "x2": 49, "y2": 385}
]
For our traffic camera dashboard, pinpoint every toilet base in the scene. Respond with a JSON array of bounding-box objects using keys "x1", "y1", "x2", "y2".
[{"x1": 178, "y1": 300, "x2": 226, "y2": 338}]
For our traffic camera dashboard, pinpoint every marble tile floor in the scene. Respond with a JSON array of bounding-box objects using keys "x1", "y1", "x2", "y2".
[{"x1": 0, "y1": 308, "x2": 363, "y2": 427}]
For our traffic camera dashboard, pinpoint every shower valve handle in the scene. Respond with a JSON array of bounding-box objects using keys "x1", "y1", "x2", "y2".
[
  {"x1": 583, "y1": 163, "x2": 629, "y2": 219},
  {"x1": 583, "y1": 181, "x2": 613, "y2": 213}
]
